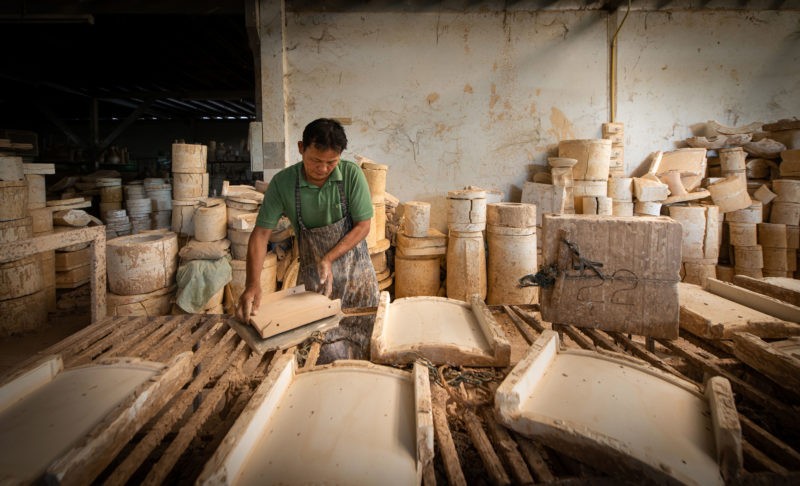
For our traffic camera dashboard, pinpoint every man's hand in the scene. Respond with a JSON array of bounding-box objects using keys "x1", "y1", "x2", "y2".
[
  {"x1": 317, "y1": 258, "x2": 334, "y2": 297},
  {"x1": 236, "y1": 285, "x2": 262, "y2": 323}
]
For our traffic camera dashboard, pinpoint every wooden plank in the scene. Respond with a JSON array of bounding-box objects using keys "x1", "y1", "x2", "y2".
[
  {"x1": 249, "y1": 287, "x2": 341, "y2": 339},
  {"x1": 607, "y1": 331, "x2": 687, "y2": 377},
  {"x1": 481, "y1": 408, "x2": 535, "y2": 485},
  {"x1": 658, "y1": 338, "x2": 800, "y2": 432},
  {"x1": 705, "y1": 376, "x2": 743, "y2": 482},
  {"x1": 414, "y1": 362, "x2": 436, "y2": 486},
  {"x1": 462, "y1": 407, "x2": 511, "y2": 486},
  {"x1": 23, "y1": 163, "x2": 55, "y2": 175},
  {"x1": 732, "y1": 275, "x2": 800, "y2": 307},
  {"x1": 705, "y1": 278, "x2": 800, "y2": 323},
  {"x1": 513, "y1": 433, "x2": 556, "y2": 483},
  {"x1": 44, "y1": 353, "x2": 193, "y2": 486},
  {"x1": 553, "y1": 323, "x2": 596, "y2": 351},
  {"x1": 733, "y1": 332, "x2": 800, "y2": 392},
  {"x1": 503, "y1": 305, "x2": 538, "y2": 344},
  {"x1": 679, "y1": 283, "x2": 800, "y2": 339},
  {"x1": 739, "y1": 414, "x2": 800, "y2": 470},
  {"x1": 579, "y1": 327, "x2": 624, "y2": 352},
  {"x1": 431, "y1": 385, "x2": 467, "y2": 486},
  {"x1": 743, "y1": 440, "x2": 788, "y2": 474}
]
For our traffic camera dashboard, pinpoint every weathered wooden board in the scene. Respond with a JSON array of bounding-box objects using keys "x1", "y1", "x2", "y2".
[
  {"x1": 732, "y1": 275, "x2": 800, "y2": 307},
  {"x1": 495, "y1": 330, "x2": 740, "y2": 485},
  {"x1": 733, "y1": 332, "x2": 800, "y2": 392},
  {"x1": 540, "y1": 214, "x2": 682, "y2": 339},
  {"x1": 704, "y1": 278, "x2": 800, "y2": 323},
  {"x1": 371, "y1": 292, "x2": 511, "y2": 367},
  {"x1": 679, "y1": 283, "x2": 800, "y2": 339},
  {"x1": 0, "y1": 353, "x2": 191, "y2": 485},
  {"x1": 197, "y1": 354, "x2": 433, "y2": 485},
  {"x1": 248, "y1": 285, "x2": 341, "y2": 339}
]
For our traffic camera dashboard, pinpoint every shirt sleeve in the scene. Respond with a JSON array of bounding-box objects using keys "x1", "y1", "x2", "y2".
[
  {"x1": 347, "y1": 162, "x2": 374, "y2": 223},
  {"x1": 255, "y1": 177, "x2": 286, "y2": 229}
]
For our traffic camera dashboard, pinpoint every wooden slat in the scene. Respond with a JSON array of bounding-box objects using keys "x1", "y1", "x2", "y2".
[
  {"x1": 513, "y1": 433, "x2": 556, "y2": 483},
  {"x1": 481, "y1": 408, "x2": 534, "y2": 485},
  {"x1": 431, "y1": 385, "x2": 467, "y2": 486},
  {"x1": 142, "y1": 342, "x2": 250, "y2": 485},
  {"x1": 658, "y1": 338, "x2": 800, "y2": 431},
  {"x1": 743, "y1": 440, "x2": 789, "y2": 474},
  {"x1": 503, "y1": 305, "x2": 538, "y2": 344},
  {"x1": 739, "y1": 414, "x2": 800, "y2": 470},
  {"x1": 553, "y1": 323, "x2": 596, "y2": 351},
  {"x1": 462, "y1": 407, "x2": 511, "y2": 486},
  {"x1": 105, "y1": 329, "x2": 241, "y2": 485}
]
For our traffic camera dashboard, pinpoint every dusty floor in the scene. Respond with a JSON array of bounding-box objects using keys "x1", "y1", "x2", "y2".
[{"x1": 0, "y1": 286, "x2": 91, "y2": 375}]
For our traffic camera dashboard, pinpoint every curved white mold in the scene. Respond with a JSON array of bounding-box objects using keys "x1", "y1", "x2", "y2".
[
  {"x1": 0, "y1": 352, "x2": 192, "y2": 484},
  {"x1": 495, "y1": 331, "x2": 742, "y2": 485},
  {"x1": 198, "y1": 355, "x2": 433, "y2": 485},
  {"x1": 370, "y1": 291, "x2": 510, "y2": 367}
]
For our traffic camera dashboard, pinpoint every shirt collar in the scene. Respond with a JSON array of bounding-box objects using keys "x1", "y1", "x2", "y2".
[{"x1": 298, "y1": 161, "x2": 344, "y2": 188}]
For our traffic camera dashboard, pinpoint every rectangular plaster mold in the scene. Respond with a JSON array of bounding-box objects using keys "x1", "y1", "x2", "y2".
[
  {"x1": 495, "y1": 331, "x2": 742, "y2": 485},
  {"x1": 370, "y1": 291, "x2": 510, "y2": 367},
  {"x1": 0, "y1": 352, "x2": 191, "y2": 484},
  {"x1": 248, "y1": 285, "x2": 342, "y2": 339},
  {"x1": 227, "y1": 313, "x2": 341, "y2": 357},
  {"x1": 540, "y1": 214, "x2": 682, "y2": 339},
  {"x1": 679, "y1": 282, "x2": 800, "y2": 339},
  {"x1": 197, "y1": 354, "x2": 434, "y2": 485}
]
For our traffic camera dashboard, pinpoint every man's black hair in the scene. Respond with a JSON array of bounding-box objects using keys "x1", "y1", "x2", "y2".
[{"x1": 302, "y1": 118, "x2": 348, "y2": 153}]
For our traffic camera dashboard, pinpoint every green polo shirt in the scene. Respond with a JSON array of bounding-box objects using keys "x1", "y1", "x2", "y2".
[{"x1": 255, "y1": 159, "x2": 374, "y2": 235}]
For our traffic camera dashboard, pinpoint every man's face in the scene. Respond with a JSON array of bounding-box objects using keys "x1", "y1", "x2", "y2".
[{"x1": 299, "y1": 142, "x2": 341, "y2": 186}]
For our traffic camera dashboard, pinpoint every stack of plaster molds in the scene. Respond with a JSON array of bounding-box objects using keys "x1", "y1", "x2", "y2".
[{"x1": 395, "y1": 200, "x2": 446, "y2": 298}]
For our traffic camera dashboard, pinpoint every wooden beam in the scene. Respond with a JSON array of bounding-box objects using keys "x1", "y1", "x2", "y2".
[
  {"x1": 97, "y1": 99, "x2": 154, "y2": 152},
  {"x1": 35, "y1": 101, "x2": 85, "y2": 147}
]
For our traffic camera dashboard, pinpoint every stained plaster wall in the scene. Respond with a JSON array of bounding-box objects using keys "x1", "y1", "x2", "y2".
[{"x1": 277, "y1": 8, "x2": 800, "y2": 231}]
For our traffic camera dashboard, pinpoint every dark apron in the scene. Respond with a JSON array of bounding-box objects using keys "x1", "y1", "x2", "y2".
[{"x1": 295, "y1": 174, "x2": 379, "y2": 363}]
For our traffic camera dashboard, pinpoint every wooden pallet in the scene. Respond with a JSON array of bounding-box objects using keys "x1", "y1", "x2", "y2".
[{"x1": 1, "y1": 305, "x2": 798, "y2": 484}]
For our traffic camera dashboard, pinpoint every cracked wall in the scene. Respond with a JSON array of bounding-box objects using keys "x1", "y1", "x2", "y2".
[{"x1": 279, "y1": 9, "x2": 800, "y2": 231}]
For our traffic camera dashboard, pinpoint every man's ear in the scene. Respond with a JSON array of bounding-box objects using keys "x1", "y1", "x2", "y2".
[{"x1": 297, "y1": 141, "x2": 304, "y2": 154}]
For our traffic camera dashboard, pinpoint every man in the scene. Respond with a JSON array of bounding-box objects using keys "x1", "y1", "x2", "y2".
[{"x1": 236, "y1": 118, "x2": 379, "y2": 362}]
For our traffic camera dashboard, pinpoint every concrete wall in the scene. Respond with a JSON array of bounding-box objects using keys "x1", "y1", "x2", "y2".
[{"x1": 279, "y1": 8, "x2": 800, "y2": 230}]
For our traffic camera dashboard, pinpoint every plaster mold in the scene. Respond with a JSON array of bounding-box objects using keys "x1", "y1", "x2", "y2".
[
  {"x1": 371, "y1": 291, "x2": 510, "y2": 367},
  {"x1": 0, "y1": 353, "x2": 191, "y2": 485},
  {"x1": 495, "y1": 331, "x2": 740, "y2": 485},
  {"x1": 197, "y1": 354, "x2": 433, "y2": 485}
]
